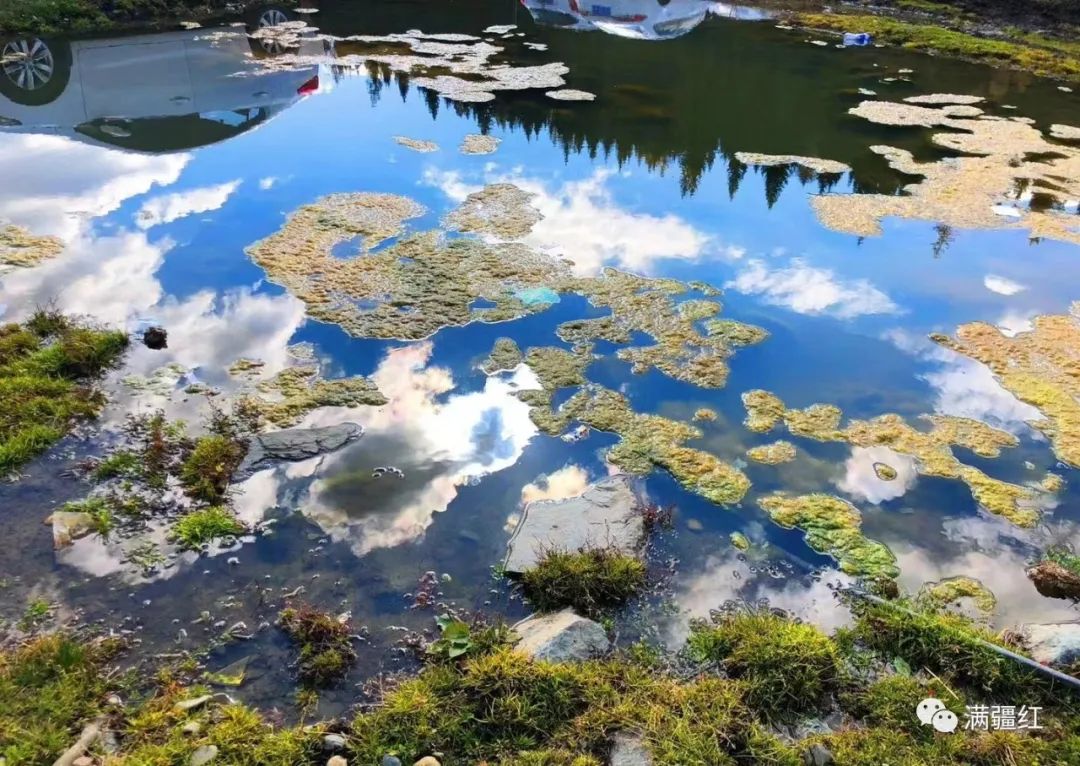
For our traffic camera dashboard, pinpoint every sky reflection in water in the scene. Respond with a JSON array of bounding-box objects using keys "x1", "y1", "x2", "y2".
[{"x1": 0, "y1": 0, "x2": 1078, "y2": 705}]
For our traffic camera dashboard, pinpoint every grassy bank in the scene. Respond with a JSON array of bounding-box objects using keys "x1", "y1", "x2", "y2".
[
  {"x1": 6, "y1": 599, "x2": 1080, "y2": 765},
  {"x1": 793, "y1": 5, "x2": 1080, "y2": 82},
  {"x1": 0, "y1": 0, "x2": 258, "y2": 36}
]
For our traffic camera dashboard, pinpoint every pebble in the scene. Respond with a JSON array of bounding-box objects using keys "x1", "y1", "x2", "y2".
[
  {"x1": 381, "y1": 757, "x2": 403, "y2": 766},
  {"x1": 413, "y1": 758, "x2": 441, "y2": 766},
  {"x1": 686, "y1": 518, "x2": 704, "y2": 532},
  {"x1": 323, "y1": 733, "x2": 347, "y2": 751},
  {"x1": 190, "y1": 744, "x2": 218, "y2": 766},
  {"x1": 73, "y1": 757, "x2": 93, "y2": 766},
  {"x1": 327, "y1": 758, "x2": 347, "y2": 766},
  {"x1": 182, "y1": 721, "x2": 202, "y2": 736}
]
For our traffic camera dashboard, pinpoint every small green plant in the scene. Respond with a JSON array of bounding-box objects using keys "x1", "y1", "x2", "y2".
[
  {"x1": 1045, "y1": 545, "x2": 1080, "y2": 576},
  {"x1": 179, "y1": 434, "x2": 247, "y2": 503},
  {"x1": 429, "y1": 615, "x2": 475, "y2": 660},
  {"x1": 688, "y1": 608, "x2": 841, "y2": 719},
  {"x1": 19, "y1": 598, "x2": 52, "y2": 630},
  {"x1": 279, "y1": 603, "x2": 357, "y2": 687},
  {"x1": 61, "y1": 497, "x2": 115, "y2": 538},
  {"x1": 92, "y1": 450, "x2": 141, "y2": 481},
  {"x1": 519, "y1": 547, "x2": 646, "y2": 615},
  {"x1": 172, "y1": 506, "x2": 245, "y2": 550}
]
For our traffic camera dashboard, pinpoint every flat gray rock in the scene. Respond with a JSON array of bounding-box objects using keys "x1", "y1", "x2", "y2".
[
  {"x1": 513, "y1": 608, "x2": 611, "y2": 662},
  {"x1": 1017, "y1": 621, "x2": 1080, "y2": 668},
  {"x1": 234, "y1": 423, "x2": 363, "y2": 480},
  {"x1": 609, "y1": 732, "x2": 652, "y2": 766},
  {"x1": 504, "y1": 474, "x2": 645, "y2": 574}
]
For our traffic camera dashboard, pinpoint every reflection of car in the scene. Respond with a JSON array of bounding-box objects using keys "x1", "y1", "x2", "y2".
[
  {"x1": 0, "y1": 13, "x2": 326, "y2": 153},
  {"x1": 523, "y1": 0, "x2": 710, "y2": 39}
]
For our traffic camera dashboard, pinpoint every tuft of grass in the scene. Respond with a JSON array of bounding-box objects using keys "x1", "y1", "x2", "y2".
[
  {"x1": 60, "y1": 496, "x2": 115, "y2": 538},
  {"x1": 172, "y1": 506, "x2": 244, "y2": 550},
  {"x1": 0, "y1": 312, "x2": 128, "y2": 474},
  {"x1": 1045, "y1": 545, "x2": 1080, "y2": 576},
  {"x1": 687, "y1": 609, "x2": 841, "y2": 719},
  {"x1": 279, "y1": 603, "x2": 358, "y2": 687},
  {"x1": 0, "y1": 634, "x2": 120, "y2": 765},
  {"x1": 179, "y1": 434, "x2": 247, "y2": 504},
  {"x1": 840, "y1": 675, "x2": 963, "y2": 739},
  {"x1": 92, "y1": 449, "x2": 141, "y2": 481},
  {"x1": 519, "y1": 547, "x2": 646, "y2": 615}
]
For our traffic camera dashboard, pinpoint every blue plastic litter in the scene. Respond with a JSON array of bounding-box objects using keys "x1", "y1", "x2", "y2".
[
  {"x1": 843, "y1": 32, "x2": 872, "y2": 46},
  {"x1": 514, "y1": 287, "x2": 561, "y2": 306}
]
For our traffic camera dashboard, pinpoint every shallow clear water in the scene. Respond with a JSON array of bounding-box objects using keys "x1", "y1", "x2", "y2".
[{"x1": 1, "y1": 0, "x2": 1078, "y2": 713}]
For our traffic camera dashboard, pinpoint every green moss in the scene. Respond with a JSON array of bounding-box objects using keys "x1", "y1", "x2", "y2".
[
  {"x1": 172, "y1": 506, "x2": 245, "y2": 550},
  {"x1": 243, "y1": 365, "x2": 387, "y2": 427},
  {"x1": 279, "y1": 603, "x2": 357, "y2": 687},
  {"x1": 92, "y1": 449, "x2": 141, "y2": 481},
  {"x1": 519, "y1": 547, "x2": 646, "y2": 615},
  {"x1": 793, "y1": 12, "x2": 1080, "y2": 81},
  {"x1": 0, "y1": 634, "x2": 120, "y2": 766},
  {"x1": 741, "y1": 389, "x2": 785, "y2": 433},
  {"x1": 729, "y1": 532, "x2": 751, "y2": 551},
  {"x1": 687, "y1": 609, "x2": 841, "y2": 719},
  {"x1": 918, "y1": 576, "x2": 997, "y2": 614},
  {"x1": 0, "y1": 313, "x2": 128, "y2": 474},
  {"x1": 483, "y1": 338, "x2": 524, "y2": 374},
  {"x1": 758, "y1": 493, "x2": 899, "y2": 579},
  {"x1": 840, "y1": 675, "x2": 962, "y2": 738},
  {"x1": 745, "y1": 440, "x2": 796, "y2": 465},
  {"x1": 179, "y1": 435, "x2": 247, "y2": 504}
]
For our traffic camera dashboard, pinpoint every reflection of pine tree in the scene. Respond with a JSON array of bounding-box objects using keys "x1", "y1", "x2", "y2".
[
  {"x1": 679, "y1": 148, "x2": 714, "y2": 197},
  {"x1": 817, "y1": 173, "x2": 842, "y2": 194},
  {"x1": 763, "y1": 164, "x2": 792, "y2": 209},
  {"x1": 365, "y1": 61, "x2": 384, "y2": 107},
  {"x1": 796, "y1": 165, "x2": 815, "y2": 186},
  {"x1": 726, "y1": 156, "x2": 747, "y2": 200},
  {"x1": 397, "y1": 73, "x2": 410, "y2": 102},
  {"x1": 931, "y1": 223, "x2": 954, "y2": 259},
  {"x1": 422, "y1": 89, "x2": 440, "y2": 120}
]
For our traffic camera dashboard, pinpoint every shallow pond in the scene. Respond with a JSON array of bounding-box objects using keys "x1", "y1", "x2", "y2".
[{"x1": 1, "y1": 0, "x2": 1078, "y2": 715}]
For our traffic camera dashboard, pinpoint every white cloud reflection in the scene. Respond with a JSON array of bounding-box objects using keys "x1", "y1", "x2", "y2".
[
  {"x1": 137, "y1": 180, "x2": 241, "y2": 229},
  {"x1": 836, "y1": 446, "x2": 918, "y2": 504},
  {"x1": 726, "y1": 258, "x2": 899, "y2": 318}
]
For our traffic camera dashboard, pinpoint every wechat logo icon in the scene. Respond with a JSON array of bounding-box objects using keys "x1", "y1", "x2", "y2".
[{"x1": 917, "y1": 698, "x2": 958, "y2": 733}]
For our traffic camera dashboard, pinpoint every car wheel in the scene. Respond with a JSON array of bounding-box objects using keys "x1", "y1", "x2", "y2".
[
  {"x1": 0, "y1": 37, "x2": 71, "y2": 106},
  {"x1": 245, "y1": 5, "x2": 298, "y2": 56}
]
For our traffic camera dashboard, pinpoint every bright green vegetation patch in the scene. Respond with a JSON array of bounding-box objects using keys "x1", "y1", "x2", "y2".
[
  {"x1": 0, "y1": 311, "x2": 128, "y2": 474},
  {"x1": 519, "y1": 547, "x2": 646, "y2": 615},
  {"x1": 1045, "y1": 545, "x2": 1080, "y2": 576},
  {"x1": 60, "y1": 496, "x2": 116, "y2": 538},
  {"x1": 688, "y1": 609, "x2": 841, "y2": 719},
  {"x1": 279, "y1": 603, "x2": 358, "y2": 687},
  {"x1": 839, "y1": 675, "x2": 963, "y2": 739},
  {"x1": 179, "y1": 434, "x2": 247, "y2": 504},
  {"x1": 794, "y1": 12, "x2": 1080, "y2": 81},
  {"x1": 172, "y1": 506, "x2": 245, "y2": 549},
  {"x1": 0, "y1": 634, "x2": 120, "y2": 766},
  {"x1": 241, "y1": 365, "x2": 387, "y2": 428},
  {"x1": 917, "y1": 575, "x2": 997, "y2": 614},
  {"x1": 758, "y1": 493, "x2": 899, "y2": 580}
]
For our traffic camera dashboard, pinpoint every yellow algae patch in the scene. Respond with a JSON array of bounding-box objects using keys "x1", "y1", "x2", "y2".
[
  {"x1": 532, "y1": 386, "x2": 750, "y2": 505},
  {"x1": 0, "y1": 224, "x2": 63, "y2": 267},
  {"x1": 556, "y1": 316, "x2": 632, "y2": 349},
  {"x1": 693, "y1": 408, "x2": 718, "y2": 423},
  {"x1": 729, "y1": 531, "x2": 751, "y2": 551},
  {"x1": 444, "y1": 183, "x2": 542, "y2": 239},
  {"x1": 704, "y1": 319, "x2": 770, "y2": 347},
  {"x1": 813, "y1": 102, "x2": 1080, "y2": 246},
  {"x1": 873, "y1": 462, "x2": 898, "y2": 481},
  {"x1": 746, "y1": 440, "x2": 797, "y2": 465},
  {"x1": 240, "y1": 366, "x2": 387, "y2": 427},
  {"x1": 394, "y1": 136, "x2": 439, "y2": 152},
  {"x1": 1042, "y1": 472, "x2": 1065, "y2": 493},
  {"x1": 933, "y1": 307, "x2": 1080, "y2": 468},
  {"x1": 1050, "y1": 124, "x2": 1080, "y2": 140},
  {"x1": 748, "y1": 392, "x2": 1041, "y2": 527},
  {"x1": 734, "y1": 152, "x2": 851, "y2": 175},
  {"x1": 918, "y1": 576, "x2": 997, "y2": 614},
  {"x1": 481, "y1": 337, "x2": 523, "y2": 374},
  {"x1": 758, "y1": 493, "x2": 899, "y2": 579},
  {"x1": 460, "y1": 134, "x2": 501, "y2": 155},
  {"x1": 904, "y1": 93, "x2": 985, "y2": 105},
  {"x1": 742, "y1": 390, "x2": 786, "y2": 433},
  {"x1": 228, "y1": 358, "x2": 265, "y2": 378}
]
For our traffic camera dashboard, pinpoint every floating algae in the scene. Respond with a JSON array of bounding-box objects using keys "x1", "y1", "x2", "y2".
[
  {"x1": 1049, "y1": 124, "x2": 1080, "y2": 140},
  {"x1": 918, "y1": 576, "x2": 996, "y2": 615},
  {"x1": 527, "y1": 386, "x2": 750, "y2": 505},
  {"x1": 743, "y1": 391, "x2": 1042, "y2": 527},
  {"x1": 903, "y1": 93, "x2": 985, "y2": 105},
  {"x1": 733, "y1": 152, "x2": 851, "y2": 175},
  {"x1": 481, "y1": 337, "x2": 523, "y2": 374},
  {"x1": 228, "y1": 358, "x2": 265, "y2": 379},
  {"x1": 394, "y1": 136, "x2": 439, "y2": 153},
  {"x1": 242, "y1": 366, "x2": 386, "y2": 427},
  {"x1": 932, "y1": 306, "x2": 1080, "y2": 469},
  {"x1": 1042, "y1": 473, "x2": 1065, "y2": 493},
  {"x1": 460, "y1": 134, "x2": 501, "y2": 155},
  {"x1": 545, "y1": 89, "x2": 596, "y2": 102},
  {"x1": 813, "y1": 101, "x2": 1080, "y2": 246},
  {"x1": 746, "y1": 441, "x2": 797, "y2": 465},
  {"x1": 758, "y1": 493, "x2": 899, "y2": 579},
  {"x1": 693, "y1": 408, "x2": 718, "y2": 423},
  {"x1": 872, "y1": 462, "x2": 898, "y2": 481},
  {"x1": 443, "y1": 183, "x2": 542, "y2": 239},
  {"x1": 730, "y1": 531, "x2": 751, "y2": 551},
  {"x1": 0, "y1": 224, "x2": 63, "y2": 268},
  {"x1": 742, "y1": 390, "x2": 786, "y2": 433},
  {"x1": 556, "y1": 317, "x2": 632, "y2": 348}
]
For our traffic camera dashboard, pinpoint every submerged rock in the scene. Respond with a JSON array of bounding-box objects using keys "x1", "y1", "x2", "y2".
[
  {"x1": 233, "y1": 423, "x2": 363, "y2": 480},
  {"x1": 142, "y1": 326, "x2": 168, "y2": 350},
  {"x1": 504, "y1": 475, "x2": 645, "y2": 574},
  {"x1": 513, "y1": 608, "x2": 611, "y2": 662},
  {"x1": 50, "y1": 511, "x2": 96, "y2": 549},
  {"x1": 1027, "y1": 560, "x2": 1080, "y2": 601},
  {"x1": 1015, "y1": 622, "x2": 1080, "y2": 668},
  {"x1": 609, "y1": 731, "x2": 652, "y2": 765}
]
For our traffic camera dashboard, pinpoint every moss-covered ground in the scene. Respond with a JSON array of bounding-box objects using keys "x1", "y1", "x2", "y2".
[
  {"x1": 7, "y1": 598, "x2": 1080, "y2": 765},
  {"x1": 0, "y1": 311, "x2": 128, "y2": 475}
]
